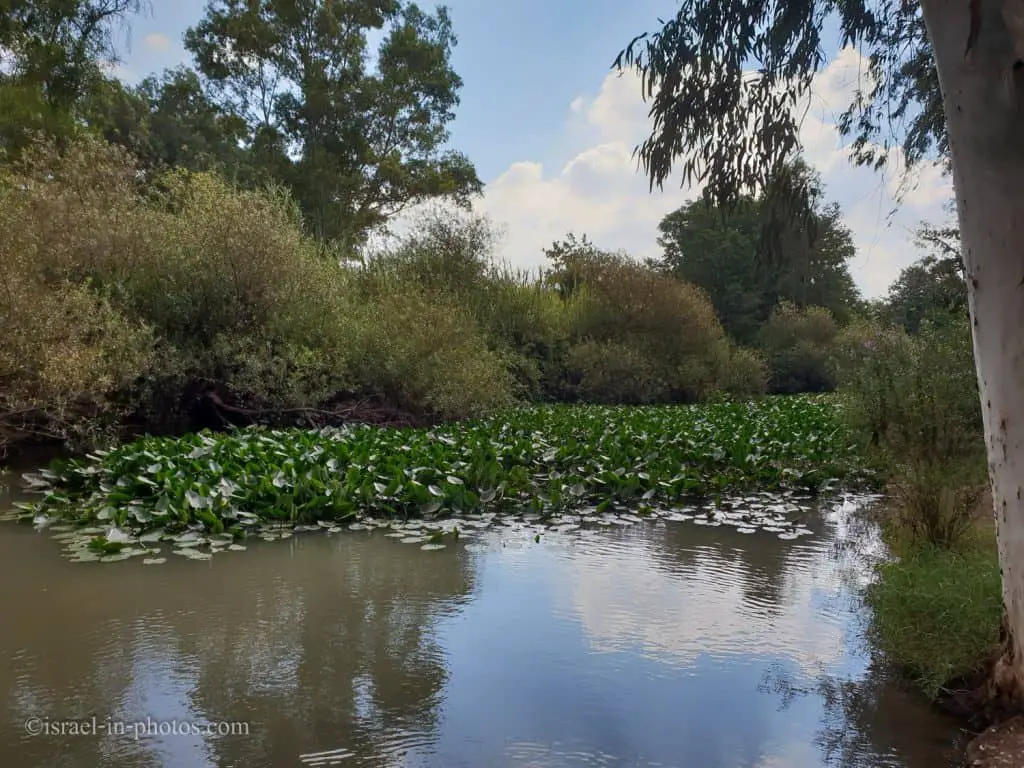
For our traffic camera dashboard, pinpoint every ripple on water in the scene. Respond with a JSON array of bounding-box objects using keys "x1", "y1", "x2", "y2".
[
  {"x1": 500, "y1": 741, "x2": 673, "y2": 767},
  {"x1": 0, "y1": 490, "x2": 963, "y2": 768}
]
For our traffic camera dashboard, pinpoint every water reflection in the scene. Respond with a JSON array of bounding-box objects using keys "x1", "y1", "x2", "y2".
[{"x1": 0, "y1": 489, "x2": 964, "y2": 767}]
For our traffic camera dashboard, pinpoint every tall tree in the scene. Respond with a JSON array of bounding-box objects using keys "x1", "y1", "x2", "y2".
[
  {"x1": 0, "y1": 0, "x2": 142, "y2": 154},
  {"x1": 655, "y1": 161, "x2": 859, "y2": 344},
  {"x1": 184, "y1": 0, "x2": 481, "y2": 247},
  {"x1": 615, "y1": 0, "x2": 1024, "y2": 702}
]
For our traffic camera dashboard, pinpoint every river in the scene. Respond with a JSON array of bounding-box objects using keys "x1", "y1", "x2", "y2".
[{"x1": 0, "y1": 480, "x2": 966, "y2": 767}]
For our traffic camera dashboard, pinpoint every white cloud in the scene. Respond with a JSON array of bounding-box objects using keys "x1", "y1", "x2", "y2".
[
  {"x1": 143, "y1": 33, "x2": 172, "y2": 53},
  {"x1": 465, "y1": 46, "x2": 953, "y2": 299}
]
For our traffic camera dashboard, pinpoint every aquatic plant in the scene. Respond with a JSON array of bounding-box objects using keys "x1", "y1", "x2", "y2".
[{"x1": 11, "y1": 395, "x2": 871, "y2": 562}]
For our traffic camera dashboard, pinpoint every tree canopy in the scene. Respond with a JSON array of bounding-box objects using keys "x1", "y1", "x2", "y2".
[
  {"x1": 883, "y1": 222, "x2": 967, "y2": 334},
  {"x1": 0, "y1": 0, "x2": 144, "y2": 153},
  {"x1": 183, "y1": 0, "x2": 481, "y2": 247},
  {"x1": 1, "y1": 0, "x2": 481, "y2": 248},
  {"x1": 653, "y1": 160, "x2": 860, "y2": 344}
]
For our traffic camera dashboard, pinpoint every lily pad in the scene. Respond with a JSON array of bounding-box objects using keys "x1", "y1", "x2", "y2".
[{"x1": 99, "y1": 553, "x2": 134, "y2": 563}]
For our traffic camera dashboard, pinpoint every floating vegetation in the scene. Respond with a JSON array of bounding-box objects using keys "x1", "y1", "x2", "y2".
[{"x1": 7, "y1": 396, "x2": 871, "y2": 563}]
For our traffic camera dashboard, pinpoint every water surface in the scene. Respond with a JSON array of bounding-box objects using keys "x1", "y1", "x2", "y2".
[{"x1": 0, "y1": 486, "x2": 965, "y2": 767}]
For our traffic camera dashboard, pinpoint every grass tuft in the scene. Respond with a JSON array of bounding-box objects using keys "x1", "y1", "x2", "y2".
[{"x1": 865, "y1": 531, "x2": 1002, "y2": 699}]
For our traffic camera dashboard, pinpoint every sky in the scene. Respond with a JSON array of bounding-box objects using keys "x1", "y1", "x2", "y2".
[{"x1": 111, "y1": 0, "x2": 955, "y2": 299}]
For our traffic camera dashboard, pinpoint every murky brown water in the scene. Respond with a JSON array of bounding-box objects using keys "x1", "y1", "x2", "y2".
[{"x1": 0, "y1": 481, "x2": 966, "y2": 768}]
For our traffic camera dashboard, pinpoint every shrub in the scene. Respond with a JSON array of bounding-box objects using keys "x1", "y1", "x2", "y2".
[
  {"x1": 717, "y1": 345, "x2": 770, "y2": 398},
  {"x1": 0, "y1": 276, "x2": 155, "y2": 450},
  {"x1": 367, "y1": 206, "x2": 498, "y2": 297},
  {"x1": 558, "y1": 250, "x2": 743, "y2": 401},
  {"x1": 564, "y1": 340, "x2": 668, "y2": 404},
  {"x1": 0, "y1": 138, "x2": 518, "y2": 447},
  {"x1": 347, "y1": 286, "x2": 515, "y2": 420},
  {"x1": 835, "y1": 315, "x2": 986, "y2": 546},
  {"x1": 835, "y1": 316, "x2": 982, "y2": 466},
  {"x1": 757, "y1": 302, "x2": 839, "y2": 394}
]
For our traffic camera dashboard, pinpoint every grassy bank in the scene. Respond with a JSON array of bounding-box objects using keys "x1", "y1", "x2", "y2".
[
  {"x1": 13, "y1": 394, "x2": 871, "y2": 562},
  {"x1": 865, "y1": 522, "x2": 1002, "y2": 701}
]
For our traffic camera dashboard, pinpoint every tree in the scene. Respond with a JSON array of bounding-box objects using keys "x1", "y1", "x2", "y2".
[
  {"x1": 614, "y1": 0, "x2": 1024, "y2": 703},
  {"x1": 885, "y1": 235, "x2": 967, "y2": 334},
  {"x1": 183, "y1": 0, "x2": 481, "y2": 247},
  {"x1": 655, "y1": 160, "x2": 860, "y2": 344},
  {"x1": 0, "y1": 0, "x2": 143, "y2": 154},
  {"x1": 757, "y1": 302, "x2": 839, "y2": 393}
]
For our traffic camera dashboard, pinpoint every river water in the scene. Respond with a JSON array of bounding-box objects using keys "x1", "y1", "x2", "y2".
[{"x1": 0, "y1": 483, "x2": 966, "y2": 767}]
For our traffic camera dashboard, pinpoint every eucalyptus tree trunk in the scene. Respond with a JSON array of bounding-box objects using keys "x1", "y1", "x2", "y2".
[{"x1": 921, "y1": 0, "x2": 1024, "y2": 703}]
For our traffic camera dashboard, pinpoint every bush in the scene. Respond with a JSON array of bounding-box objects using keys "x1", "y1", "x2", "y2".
[
  {"x1": 556, "y1": 248, "x2": 754, "y2": 401},
  {"x1": 757, "y1": 302, "x2": 839, "y2": 394},
  {"x1": 0, "y1": 277, "x2": 155, "y2": 449},
  {"x1": 366, "y1": 206, "x2": 498, "y2": 297},
  {"x1": 0, "y1": 138, "x2": 777, "y2": 451},
  {"x1": 717, "y1": 345, "x2": 770, "y2": 398},
  {"x1": 564, "y1": 340, "x2": 668, "y2": 404},
  {"x1": 0, "y1": 138, "x2": 518, "y2": 449},
  {"x1": 835, "y1": 315, "x2": 986, "y2": 546},
  {"x1": 835, "y1": 316, "x2": 982, "y2": 465},
  {"x1": 346, "y1": 286, "x2": 515, "y2": 420}
]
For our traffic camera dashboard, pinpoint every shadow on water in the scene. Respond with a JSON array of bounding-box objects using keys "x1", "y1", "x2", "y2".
[{"x1": 0, "y1": 477, "x2": 967, "y2": 767}]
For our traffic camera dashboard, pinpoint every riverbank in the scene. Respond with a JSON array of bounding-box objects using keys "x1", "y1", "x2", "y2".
[{"x1": 862, "y1": 495, "x2": 1024, "y2": 765}]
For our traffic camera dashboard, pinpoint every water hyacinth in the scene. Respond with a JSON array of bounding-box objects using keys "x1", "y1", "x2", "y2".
[{"x1": 10, "y1": 395, "x2": 871, "y2": 563}]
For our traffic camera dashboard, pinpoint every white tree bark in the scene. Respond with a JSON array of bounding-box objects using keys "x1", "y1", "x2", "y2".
[{"x1": 922, "y1": 0, "x2": 1024, "y2": 698}]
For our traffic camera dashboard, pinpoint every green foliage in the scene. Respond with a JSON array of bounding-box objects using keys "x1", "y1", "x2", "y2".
[
  {"x1": 717, "y1": 345, "x2": 771, "y2": 398},
  {"x1": 564, "y1": 340, "x2": 668, "y2": 404},
  {"x1": 835, "y1": 316, "x2": 986, "y2": 546},
  {"x1": 835, "y1": 317, "x2": 982, "y2": 468},
  {"x1": 614, "y1": 1, "x2": 943, "y2": 213},
  {"x1": 0, "y1": 138, "x2": 506, "y2": 450},
  {"x1": 366, "y1": 215, "x2": 770, "y2": 406},
  {"x1": 345, "y1": 286, "x2": 515, "y2": 420},
  {"x1": 22, "y1": 394, "x2": 871, "y2": 540},
  {"x1": 757, "y1": 302, "x2": 839, "y2": 394},
  {"x1": 654, "y1": 161, "x2": 860, "y2": 345},
  {"x1": 544, "y1": 235, "x2": 765, "y2": 403},
  {"x1": 865, "y1": 537, "x2": 1001, "y2": 698},
  {"x1": 884, "y1": 250, "x2": 967, "y2": 335},
  {"x1": 81, "y1": 68, "x2": 254, "y2": 180},
  {"x1": 184, "y1": 0, "x2": 481, "y2": 246},
  {"x1": 0, "y1": 0, "x2": 143, "y2": 155}
]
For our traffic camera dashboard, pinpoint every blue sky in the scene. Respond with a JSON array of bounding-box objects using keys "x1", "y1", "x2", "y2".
[{"x1": 114, "y1": 1, "x2": 954, "y2": 298}]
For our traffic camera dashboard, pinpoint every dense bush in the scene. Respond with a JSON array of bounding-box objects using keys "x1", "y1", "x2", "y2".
[
  {"x1": 551, "y1": 243, "x2": 767, "y2": 402},
  {"x1": 0, "y1": 140, "x2": 783, "y2": 452},
  {"x1": 757, "y1": 302, "x2": 839, "y2": 394},
  {"x1": 370, "y1": 213, "x2": 768, "y2": 406},
  {"x1": 834, "y1": 315, "x2": 986, "y2": 546},
  {"x1": 0, "y1": 139, "x2": 514, "y2": 450},
  {"x1": 563, "y1": 340, "x2": 667, "y2": 404}
]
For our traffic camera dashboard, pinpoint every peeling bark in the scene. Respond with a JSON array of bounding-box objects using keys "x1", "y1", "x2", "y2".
[{"x1": 922, "y1": 0, "x2": 1024, "y2": 704}]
